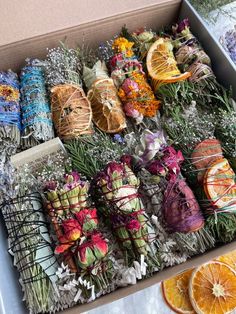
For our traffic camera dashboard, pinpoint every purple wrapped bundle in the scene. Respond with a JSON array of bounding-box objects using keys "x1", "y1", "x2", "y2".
[{"x1": 163, "y1": 178, "x2": 204, "y2": 233}]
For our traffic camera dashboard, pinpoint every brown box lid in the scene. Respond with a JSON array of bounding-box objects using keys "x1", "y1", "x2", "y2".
[{"x1": 0, "y1": 0, "x2": 174, "y2": 47}]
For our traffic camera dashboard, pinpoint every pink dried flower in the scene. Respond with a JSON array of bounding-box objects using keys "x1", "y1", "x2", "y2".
[
  {"x1": 120, "y1": 154, "x2": 132, "y2": 168},
  {"x1": 126, "y1": 219, "x2": 141, "y2": 231},
  {"x1": 121, "y1": 78, "x2": 139, "y2": 95},
  {"x1": 147, "y1": 160, "x2": 166, "y2": 176},
  {"x1": 123, "y1": 102, "x2": 142, "y2": 119},
  {"x1": 162, "y1": 146, "x2": 184, "y2": 180},
  {"x1": 44, "y1": 180, "x2": 58, "y2": 191},
  {"x1": 110, "y1": 53, "x2": 124, "y2": 70}
]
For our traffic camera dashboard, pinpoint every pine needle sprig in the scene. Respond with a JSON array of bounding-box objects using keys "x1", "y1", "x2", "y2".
[
  {"x1": 65, "y1": 130, "x2": 127, "y2": 179},
  {"x1": 205, "y1": 213, "x2": 236, "y2": 243}
]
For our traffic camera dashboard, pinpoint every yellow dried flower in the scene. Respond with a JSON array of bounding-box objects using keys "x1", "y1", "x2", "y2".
[{"x1": 112, "y1": 37, "x2": 134, "y2": 57}]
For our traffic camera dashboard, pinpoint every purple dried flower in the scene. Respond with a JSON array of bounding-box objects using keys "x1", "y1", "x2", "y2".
[{"x1": 177, "y1": 18, "x2": 190, "y2": 33}]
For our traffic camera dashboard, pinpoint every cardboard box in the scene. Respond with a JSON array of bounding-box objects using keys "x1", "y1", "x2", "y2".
[{"x1": 0, "y1": 1, "x2": 235, "y2": 313}]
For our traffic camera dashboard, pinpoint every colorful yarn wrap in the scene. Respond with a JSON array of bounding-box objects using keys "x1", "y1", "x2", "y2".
[
  {"x1": 20, "y1": 63, "x2": 54, "y2": 148},
  {"x1": 0, "y1": 70, "x2": 21, "y2": 150},
  {"x1": 163, "y1": 178, "x2": 205, "y2": 233},
  {"x1": 110, "y1": 37, "x2": 160, "y2": 124}
]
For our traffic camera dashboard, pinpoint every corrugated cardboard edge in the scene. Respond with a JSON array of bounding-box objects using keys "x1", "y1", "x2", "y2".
[
  {"x1": 10, "y1": 137, "x2": 66, "y2": 167},
  {"x1": 0, "y1": 0, "x2": 181, "y2": 72},
  {"x1": 180, "y1": 0, "x2": 236, "y2": 98}
]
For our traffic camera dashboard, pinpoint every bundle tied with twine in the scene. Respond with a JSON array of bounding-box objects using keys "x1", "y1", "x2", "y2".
[
  {"x1": 43, "y1": 45, "x2": 93, "y2": 140},
  {"x1": 95, "y1": 160, "x2": 160, "y2": 271},
  {"x1": 1, "y1": 192, "x2": 60, "y2": 314},
  {"x1": 83, "y1": 60, "x2": 126, "y2": 133},
  {"x1": 138, "y1": 144, "x2": 215, "y2": 257},
  {"x1": 172, "y1": 18, "x2": 215, "y2": 83},
  {"x1": 110, "y1": 37, "x2": 160, "y2": 124},
  {"x1": 189, "y1": 138, "x2": 236, "y2": 243},
  {"x1": 20, "y1": 61, "x2": 54, "y2": 149},
  {"x1": 0, "y1": 70, "x2": 21, "y2": 152},
  {"x1": 44, "y1": 172, "x2": 114, "y2": 295},
  {"x1": 51, "y1": 84, "x2": 92, "y2": 140}
]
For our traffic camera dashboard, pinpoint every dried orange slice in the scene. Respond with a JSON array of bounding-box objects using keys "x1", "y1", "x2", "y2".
[
  {"x1": 191, "y1": 139, "x2": 223, "y2": 183},
  {"x1": 146, "y1": 38, "x2": 191, "y2": 83},
  {"x1": 87, "y1": 78, "x2": 126, "y2": 133},
  {"x1": 203, "y1": 158, "x2": 236, "y2": 210},
  {"x1": 216, "y1": 250, "x2": 236, "y2": 271},
  {"x1": 189, "y1": 261, "x2": 236, "y2": 314},
  {"x1": 162, "y1": 269, "x2": 195, "y2": 314},
  {"x1": 191, "y1": 139, "x2": 223, "y2": 171}
]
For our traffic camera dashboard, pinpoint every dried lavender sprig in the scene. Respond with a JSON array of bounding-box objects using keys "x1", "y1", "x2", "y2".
[{"x1": 220, "y1": 27, "x2": 236, "y2": 63}]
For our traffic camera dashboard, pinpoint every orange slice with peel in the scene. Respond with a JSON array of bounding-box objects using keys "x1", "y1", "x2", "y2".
[
  {"x1": 87, "y1": 78, "x2": 126, "y2": 133},
  {"x1": 203, "y1": 158, "x2": 236, "y2": 210},
  {"x1": 191, "y1": 139, "x2": 223, "y2": 171},
  {"x1": 162, "y1": 268, "x2": 195, "y2": 314},
  {"x1": 146, "y1": 38, "x2": 191, "y2": 83},
  {"x1": 216, "y1": 250, "x2": 236, "y2": 271},
  {"x1": 189, "y1": 261, "x2": 236, "y2": 314},
  {"x1": 191, "y1": 139, "x2": 223, "y2": 183}
]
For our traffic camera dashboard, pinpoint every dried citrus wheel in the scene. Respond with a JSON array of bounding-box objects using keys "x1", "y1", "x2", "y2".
[
  {"x1": 162, "y1": 269, "x2": 195, "y2": 314},
  {"x1": 216, "y1": 250, "x2": 236, "y2": 271},
  {"x1": 191, "y1": 139, "x2": 223, "y2": 183},
  {"x1": 146, "y1": 38, "x2": 191, "y2": 83},
  {"x1": 87, "y1": 78, "x2": 126, "y2": 133},
  {"x1": 189, "y1": 261, "x2": 236, "y2": 314},
  {"x1": 191, "y1": 139, "x2": 223, "y2": 171},
  {"x1": 203, "y1": 158, "x2": 236, "y2": 210}
]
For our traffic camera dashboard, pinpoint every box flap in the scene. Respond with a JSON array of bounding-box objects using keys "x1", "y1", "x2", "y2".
[
  {"x1": 0, "y1": 0, "x2": 179, "y2": 47},
  {"x1": 0, "y1": 0, "x2": 181, "y2": 72}
]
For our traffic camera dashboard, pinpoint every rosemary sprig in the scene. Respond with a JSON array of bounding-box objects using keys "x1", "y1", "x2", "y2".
[
  {"x1": 205, "y1": 213, "x2": 236, "y2": 243},
  {"x1": 65, "y1": 130, "x2": 126, "y2": 179}
]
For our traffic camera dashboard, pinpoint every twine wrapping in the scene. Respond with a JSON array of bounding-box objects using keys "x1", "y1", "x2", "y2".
[
  {"x1": 0, "y1": 70, "x2": 21, "y2": 151},
  {"x1": 189, "y1": 139, "x2": 236, "y2": 214},
  {"x1": 146, "y1": 38, "x2": 191, "y2": 92},
  {"x1": 1, "y1": 192, "x2": 59, "y2": 313},
  {"x1": 88, "y1": 78, "x2": 126, "y2": 133},
  {"x1": 83, "y1": 61, "x2": 126, "y2": 133},
  {"x1": 172, "y1": 18, "x2": 215, "y2": 83},
  {"x1": 163, "y1": 178, "x2": 205, "y2": 233},
  {"x1": 138, "y1": 169, "x2": 215, "y2": 256},
  {"x1": 96, "y1": 161, "x2": 160, "y2": 268},
  {"x1": 44, "y1": 173, "x2": 113, "y2": 292},
  {"x1": 50, "y1": 84, "x2": 93, "y2": 140},
  {"x1": 20, "y1": 64, "x2": 54, "y2": 149}
]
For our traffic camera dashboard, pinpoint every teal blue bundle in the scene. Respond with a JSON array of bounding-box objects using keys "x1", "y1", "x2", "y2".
[{"x1": 20, "y1": 62, "x2": 54, "y2": 149}]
